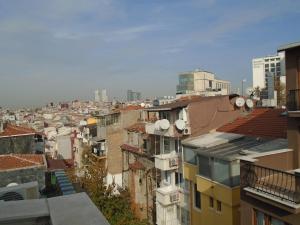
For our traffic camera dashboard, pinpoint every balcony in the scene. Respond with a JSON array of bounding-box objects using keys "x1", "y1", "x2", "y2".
[
  {"x1": 156, "y1": 186, "x2": 179, "y2": 206},
  {"x1": 241, "y1": 163, "x2": 300, "y2": 211},
  {"x1": 145, "y1": 122, "x2": 176, "y2": 137},
  {"x1": 155, "y1": 153, "x2": 179, "y2": 171},
  {"x1": 287, "y1": 89, "x2": 300, "y2": 116}
]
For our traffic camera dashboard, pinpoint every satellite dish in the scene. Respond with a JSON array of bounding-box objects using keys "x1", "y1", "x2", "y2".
[
  {"x1": 140, "y1": 103, "x2": 145, "y2": 107},
  {"x1": 246, "y1": 99, "x2": 254, "y2": 108},
  {"x1": 154, "y1": 120, "x2": 161, "y2": 130},
  {"x1": 160, "y1": 119, "x2": 170, "y2": 130},
  {"x1": 6, "y1": 183, "x2": 18, "y2": 187},
  {"x1": 235, "y1": 97, "x2": 245, "y2": 107},
  {"x1": 175, "y1": 119, "x2": 185, "y2": 130}
]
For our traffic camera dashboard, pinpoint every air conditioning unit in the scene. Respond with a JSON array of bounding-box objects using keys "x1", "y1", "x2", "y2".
[
  {"x1": 183, "y1": 127, "x2": 191, "y2": 135},
  {"x1": 169, "y1": 158, "x2": 178, "y2": 167},
  {"x1": 169, "y1": 192, "x2": 179, "y2": 203},
  {"x1": 0, "y1": 181, "x2": 39, "y2": 201}
]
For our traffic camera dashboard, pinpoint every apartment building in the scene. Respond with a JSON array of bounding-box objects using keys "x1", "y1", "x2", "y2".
[
  {"x1": 176, "y1": 70, "x2": 231, "y2": 97},
  {"x1": 237, "y1": 42, "x2": 300, "y2": 225},
  {"x1": 182, "y1": 107, "x2": 287, "y2": 225},
  {"x1": 93, "y1": 107, "x2": 142, "y2": 187},
  {"x1": 252, "y1": 52, "x2": 285, "y2": 90},
  {"x1": 144, "y1": 95, "x2": 249, "y2": 225},
  {"x1": 121, "y1": 122, "x2": 157, "y2": 224}
]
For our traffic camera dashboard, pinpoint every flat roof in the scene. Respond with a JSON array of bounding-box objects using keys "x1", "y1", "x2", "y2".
[
  {"x1": 0, "y1": 193, "x2": 110, "y2": 225},
  {"x1": 183, "y1": 132, "x2": 288, "y2": 161},
  {"x1": 278, "y1": 41, "x2": 300, "y2": 52}
]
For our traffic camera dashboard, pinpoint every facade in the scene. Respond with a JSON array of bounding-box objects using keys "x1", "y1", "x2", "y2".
[
  {"x1": 121, "y1": 122, "x2": 156, "y2": 224},
  {"x1": 183, "y1": 107, "x2": 287, "y2": 225},
  {"x1": 102, "y1": 89, "x2": 108, "y2": 102},
  {"x1": 94, "y1": 108, "x2": 142, "y2": 187},
  {"x1": 127, "y1": 89, "x2": 142, "y2": 102},
  {"x1": 252, "y1": 52, "x2": 285, "y2": 89},
  {"x1": 0, "y1": 123, "x2": 44, "y2": 154},
  {"x1": 236, "y1": 41, "x2": 300, "y2": 225},
  {"x1": 144, "y1": 95, "x2": 249, "y2": 225},
  {"x1": 176, "y1": 70, "x2": 230, "y2": 96},
  {"x1": 0, "y1": 154, "x2": 47, "y2": 190}
]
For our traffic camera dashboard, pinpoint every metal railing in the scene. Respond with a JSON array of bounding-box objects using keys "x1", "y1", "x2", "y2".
[
  {"x1": 287, "y1": 89, "x2": 300, "y2": 111},
  {"x1": 241, "y1": 163, "x2": 300, "y2": 204}
]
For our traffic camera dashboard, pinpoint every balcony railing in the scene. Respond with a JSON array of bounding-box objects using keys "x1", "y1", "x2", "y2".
[
  {"x1": 287, "y1": 89, "x2": 300, "y2": 111},
  {"x1": 241, "y1": 163, "x2": 300, "y2": 204}
]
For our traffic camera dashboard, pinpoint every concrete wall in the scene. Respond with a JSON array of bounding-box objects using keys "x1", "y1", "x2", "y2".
[
  {"x1": 56, "y1": 135, "x2": 72, "y2": 159},
  {"x1": 188, "y1": 96, "x2": 242, "y2": 137},
  {"x1": 106, "y1": 110, "x2": 141, "y2": 175},
  {"x1": 0, "y1": 135, "x2": 35, "y2": 154},
  {"x1": 0, "y1": 166, "x2": 46, "y2": 190}
]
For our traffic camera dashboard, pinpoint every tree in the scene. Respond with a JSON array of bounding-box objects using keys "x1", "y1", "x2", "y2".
[{"x1": 76, "y1": 145, "x2": 148, "y2": 225}]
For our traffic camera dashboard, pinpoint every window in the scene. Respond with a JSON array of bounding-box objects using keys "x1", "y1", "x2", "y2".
[
  {"x1": 209, "y1": 80, "x2": 212, "y2": 88},
  {"x1": 209, "y1": 197, "x2": 214, "y2": 208},
  {"x1": 254, "y1": 210, "x2": 288, "y2": 225},
  {"x1": 175, "y1": 172, "x2": 183, "y2": 187},
  {"x1": 198, "y1": 155, "x2": 211, "y2": 179},
  {"x1": 164, "y1": 171, "x2": 171, "y2": 185},
  {"x1": 217, "y1": 201, "x2": 222, "y2": 212},
  {"x1": 184, "y1": 147, "x2": 197, "y2": 164},
  {"x1": 143, "y1": 139, "x2": 147, "y2": 150},
  {"x1": 194, "y1": 184, "x2": 201, "y2": 209},
  {"x1": 160, "y1": 111, "x2": 171, "y2": 120},
  {"x1": 214, "y1": 158, "x2": 230, "y2": 186},
  {"x1": 265, "y1": 64, "x2": 269, "y2": 68},
  {"x1": 163, "y1": 137, "x2": 170, "y2": 154},
  {"x1": 271, "y1": 63, "x2": 275, "y2": 67}
]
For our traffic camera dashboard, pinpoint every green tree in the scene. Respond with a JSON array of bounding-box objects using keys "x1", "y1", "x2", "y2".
[{"x1": 77, "y1": 146, "x2": 148, "y2": 225}]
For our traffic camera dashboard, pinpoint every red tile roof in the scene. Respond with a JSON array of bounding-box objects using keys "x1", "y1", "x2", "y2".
[
  {"x1": 0, "y1": 154, "x2": 45, "y2": 170},
  {"x1": 129, "y1": 161, "x2": 145, "y2": 171},
  {"x1": 125, "y1": 122, "x2": 146, "y2": 133},
  {"x1": 121, "y1": 105, "x2": 143, "y2": 111},
  {"x1": 0, "y1": 124, "x2": 36, "y2": 137},
  {"x1": 217, "y1": 108, "x2": 287, "y2": 139},
  {"x1": 46, "y1": 158, "x2": 74, "y2": 171}
]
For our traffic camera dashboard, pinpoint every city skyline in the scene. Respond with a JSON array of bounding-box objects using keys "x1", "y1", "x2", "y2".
[{"x1": 0, "y1": 0, "x2": 299, "y2": 107}]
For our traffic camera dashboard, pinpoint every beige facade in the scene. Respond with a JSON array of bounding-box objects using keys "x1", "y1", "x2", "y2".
[{"x1": 176, "y1": 70, "x2": 230, "y2": 96}]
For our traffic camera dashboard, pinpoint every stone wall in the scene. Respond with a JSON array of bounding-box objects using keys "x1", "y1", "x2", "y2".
[{"x1": 0, "y1": 166, "x2": 46, "y2": 190}]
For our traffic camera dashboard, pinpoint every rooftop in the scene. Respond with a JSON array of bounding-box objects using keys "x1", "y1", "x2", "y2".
[
  {"x1": 0, "y1": 192, "x2": 110, "y2": 225},
  {"x1": 0, "y1": 124, "x2": 36, "y2": 138},
  {"x1": 125, "y1": 122, "x2": 146, "y2": 133},
  {"x1": 0, "y1": 154, "x2": 45, "y2": 170},
  {"x1": 183, "y1": 132, "x2": 287, "y2": 161},
  {"x1": 278, "y1": 41, "x2": 300, "y2": 52},
  {"x1": 217, "y1": 108, "x2": 287, "y2": 139}
]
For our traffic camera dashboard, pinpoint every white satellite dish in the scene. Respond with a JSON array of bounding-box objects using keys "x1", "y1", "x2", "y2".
[
  {"x1": 160, "y1": 119, "x2": 170, "y2": 130},
  {"x1": 140, "y1": 103, "x2": 146, "y2": 107},
  {"x1": 175, "y1": 119, "x2": 185, "y2": 130},
  {"x1": 154, "y1": 120, "x2": 161, "y2": 130},
  {"x1": 246, "y1": 88, "x2": 253, "y2": 96},
  {"x1": 246, "y1": 99, "x2": 254, "y2": 108},
  {"x1": 6, "y1": 182, "x2": 18, "y2": 187},
  {"x1": 235, "y1": 97, "x2": 245, "y2": 107}
]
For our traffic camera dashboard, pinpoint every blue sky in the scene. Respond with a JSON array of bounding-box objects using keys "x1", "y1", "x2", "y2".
[{"x1": 0, "y1": 0, "x2": 299, "y2": 107}]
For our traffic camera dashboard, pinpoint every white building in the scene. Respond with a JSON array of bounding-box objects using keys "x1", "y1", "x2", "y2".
[
  {"x1": 176, "y1": 70, "x2": 230, "y2": 97},
  {"x1": 252, "y1": 52, "x2": 285, "y2": 89},
  {"x1": 95, "y1": 90, "x2": 100, "y2": 102},
  {"x1": 101, "y1": 89, "x2": 108, "y2": 102}
]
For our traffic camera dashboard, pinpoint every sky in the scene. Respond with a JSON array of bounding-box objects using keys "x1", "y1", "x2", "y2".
[{"x1": 0, "y1": 0, "x2": 299, "y2": 107}]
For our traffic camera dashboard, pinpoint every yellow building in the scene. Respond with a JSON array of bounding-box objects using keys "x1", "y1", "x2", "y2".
[{"x1": 181, "y1": 131, "x2": 288, "y2": 225}]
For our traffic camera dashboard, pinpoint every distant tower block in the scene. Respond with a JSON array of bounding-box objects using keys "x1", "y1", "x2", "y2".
[
  {"x1": 95, "y1": 90, "x2": 100, "y2": 102},
  {"x1": 101, "y1": 89, "x2": 108, "y2": 102}
]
